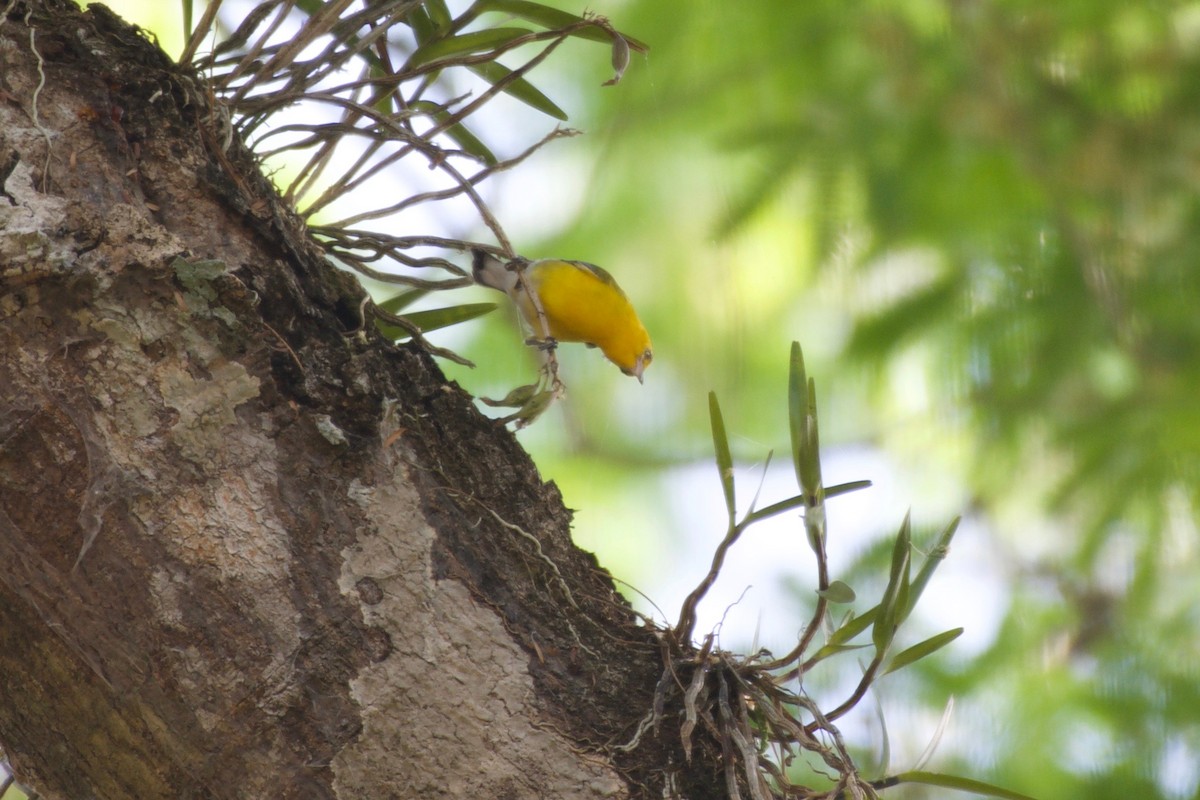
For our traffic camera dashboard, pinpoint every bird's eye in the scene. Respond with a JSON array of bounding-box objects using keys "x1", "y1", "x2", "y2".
[{"x1": 642, "y1": 349, "x2": 653, "y2": 364}]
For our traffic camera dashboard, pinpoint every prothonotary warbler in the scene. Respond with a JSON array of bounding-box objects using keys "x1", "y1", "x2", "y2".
[{"x1": 472, "y1": 250, "x2": 653, "y2": 382}]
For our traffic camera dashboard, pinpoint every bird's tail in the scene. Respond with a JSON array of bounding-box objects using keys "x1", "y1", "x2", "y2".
[{"x1": 471, "y1": 249, "x2": 520, "y2": 293}]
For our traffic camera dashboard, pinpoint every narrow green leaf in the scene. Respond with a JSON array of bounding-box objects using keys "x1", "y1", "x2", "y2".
[
  {"x1": 708, "y1": 392, "x2": 736, "y2": 524},
  {"x1": 825, "y1": 479, "x2": 873, "y2": 499},
  {"x1": 872, "y1": 512, "x2": 912, "y2": 653},
  {"x1": 477, "y1": 0, "x2": 649, "y2": 52},
  {"x1": 509, "y1": 388, "x2": 556, "y2": 428},
  {"x1": 828, "y1": 606, "x2": 877, "y2": 646},
  {"x1": 744, "y1": 493, "x2": 802, "y2": 524},
  {"x1": 426, "y1": 0, "x2": 454, "y2": 29},
  {"x1": 883, "y1": 628, "x2": 964, "y2": 676},
  {"x1": 446, "y1": 120, "x2": 496, "y2": 163},
  {"x1": 816, "y1": 580, "x2": 856, "y2": 604},
  {"x1": 412, "y1": 101, "x2": 498, "y2": 164},
  {"x1": 408, "y1": 5, "x2": 440, "y2": 44},
  {"x1": 467, "y1": 62, "x2": 567, "y2": 120},
  {"x1": 182, "y1": 0, "x2": 193, "y2": 42},
  {"x1": 807, "y1": 641, "x2": 872, "y2": 662},
  {"x1": 887, "y1": 512, "x2": 912, "y2": 587},
  {"x1": 895, "y1": 539, "x2": 912, "y2": 631},
  {"x1": 799, "y1": 378, "x2": 823, "y2": 501},
  {"x1": 903, "y1": 515, "x2": 961, "y2": 624},
  {"x1": 892, "y1": 771, "x2": 1039, "y2": 800},
  {"x1": 373, "y1": 91, "x2": 397, "y2": 117},
  {"x1": 743, "y1": 480, "x2": 871, "y2": 525},
  {"x1": 584, "y1": 29, "x2": 648, "y2": 55},
  {"x1": 400, "y1": 302, "x2": 497, "y2": 331},
  {"x1": 788, "y1": 342, "x2": 808, "y2": 494},
  {"x1": 408, "y1": 27, "x2": 533, "y2": 68},
  {"x1": 477, "y1": 0, "x2": 581, "y2": 29},
  {"x1": 481, "y1": 382, "x2": 540, "y2": 408},
  {"x1": 375, "y1": 302, "x2": 497, "y2": 340},
  {"x1": 377, "y1": 289, "x2": 431, "y2": 316}
]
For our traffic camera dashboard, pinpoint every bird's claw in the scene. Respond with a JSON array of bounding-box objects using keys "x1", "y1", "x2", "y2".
[{"x1": 524, "y1": 336, "x2": 559, "y2": 352}]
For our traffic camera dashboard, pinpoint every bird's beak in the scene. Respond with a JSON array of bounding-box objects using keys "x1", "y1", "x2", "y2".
[{"x1": 633, "y1": 355, "x2": 646, "y2": 384}]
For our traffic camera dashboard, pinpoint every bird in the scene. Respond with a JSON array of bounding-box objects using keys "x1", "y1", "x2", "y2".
[{"x1": 472, "y1": 250, "x2": 653, "y2": 382}]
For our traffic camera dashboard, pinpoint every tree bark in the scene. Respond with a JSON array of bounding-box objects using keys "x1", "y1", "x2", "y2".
[{"x1": 0, "y1": 2, "x2": 698, "y2": 798}]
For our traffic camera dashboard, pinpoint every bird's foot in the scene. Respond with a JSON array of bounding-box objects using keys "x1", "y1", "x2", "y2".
[{"x1": 525, "y1": 336, "x2": 559, "y2": 352}]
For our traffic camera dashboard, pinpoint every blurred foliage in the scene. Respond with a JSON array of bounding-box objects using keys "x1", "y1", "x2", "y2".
[
  {"x1": 531, "y1": 2, "x2": 1200, "y2": 799},
  {"x1": 569, "y1": 0, "x2": 1200, "y2": 527}
]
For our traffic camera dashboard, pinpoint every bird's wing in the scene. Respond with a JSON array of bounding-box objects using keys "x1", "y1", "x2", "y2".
[{"x1": 564, "y1": 260, "x2": 628, "y2": 297}]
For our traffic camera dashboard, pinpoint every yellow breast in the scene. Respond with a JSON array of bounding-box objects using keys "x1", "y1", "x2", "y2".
[{"x1": 517, "y1": 260, "x2": 653, "y2": 381}]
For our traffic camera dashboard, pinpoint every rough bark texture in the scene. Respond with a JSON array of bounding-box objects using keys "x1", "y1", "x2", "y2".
[{"x1": 0, "y1": 2, "x2": 723, "y2": 798}]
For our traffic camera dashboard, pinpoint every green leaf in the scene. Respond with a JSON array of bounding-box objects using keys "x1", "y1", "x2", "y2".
[
  {"x1": 377, "y1": 289, "x2": 431, "y2": 315},
  {"x1": 467, "y1": 62, "x2": 567, "y2": 120},
  {"x1": 817, "y1": 580, "x2": 856, "y2": 604},
  {"x1": 708, "y1": 392, "x2": 736, "y2": 524},
  {"x1": 892, "y1": 771, "x2": 1039, "y2": 800},
  {"x1": 509, "y1": 388, "x2": 556, "y2": 428},
  {"x1": 407, "y1": 5, "x2": 441, "y2": 44},
  {"x1": 903, "y1": 516, "x2": 961, "y2": 624},
  {"x1": 408, "y1": 27, "x2": 533, "y2": 68},
  {"x1": 883, "y1": 628, "x2": 963, "y2": 676},
  {"x1": 788, "y1": 341, "x2": 808, "y2": 495},
  {"x1": 411, "y1": 101, "x2": 498, "y2": 164},
  {"x1": 742, "y1": 480, "x2": 871, "y2": 525},
  {"x1": 895, "y1": 537, "x2": 912, "y2": 630},
  {"x1": 425, "y1": 0, "x2": 453, "y2": 30},
  {"x1": 182, "y1": 0, "x2": 193, "y2": 43},
  {"x1": 807, "y1": 641, "x2": 871, "y2": 662},
  {"x1": 477, "y1": 0, "x2": 649, "y2": 52},
  {"x1": 743, "y1": 493, "x2": 802, "y2": 524},
  {"x1": 477, "y1": 0, "x2": 581, "y2": 28},
  {"x1": 825, "y1": 480, "x2": 873, "y2": 500},
  {"x1": 375, "y1": 302, "x2": 496, "y2": 340},
  {"x1": 886, "y1": 512, "x2": 912, "y2": 588},
  {"x1": 828, "y1": 607, "x2": 877, "y2": 646},
  {"x1": 443, "y1": 120, "x2": 496, "y2": 164},
  {"x1": 787, "y1": 342, "x2": 824, "y2": 509},
  {"x1": 872, "y1": 512, "x2": 912, "y2": 653},
  {"x1": 800, "y1": 378, "x2": 823, "y2": 503},
  {"x1": 480, "y1": 382, "x2": 540, "y2": 408}
]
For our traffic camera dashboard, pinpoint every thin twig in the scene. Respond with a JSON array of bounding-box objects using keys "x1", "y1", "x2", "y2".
[{"x1": 179, "y1": 0, "x2": 225, "y2": 66}]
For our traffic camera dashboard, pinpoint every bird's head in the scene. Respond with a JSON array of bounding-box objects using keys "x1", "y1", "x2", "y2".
[{"x1": 613, "y1": 340, "x2": 653, "y2": 384}]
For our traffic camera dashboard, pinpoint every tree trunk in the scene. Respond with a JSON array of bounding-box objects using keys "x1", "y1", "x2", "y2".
[{"x1": 0, "y1": 2, "x2": 697, "y2": 797}]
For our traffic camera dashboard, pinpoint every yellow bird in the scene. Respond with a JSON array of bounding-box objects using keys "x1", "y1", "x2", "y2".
[{"x1": 472, "y1": 250, "x2": 653, "y2": 382}]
